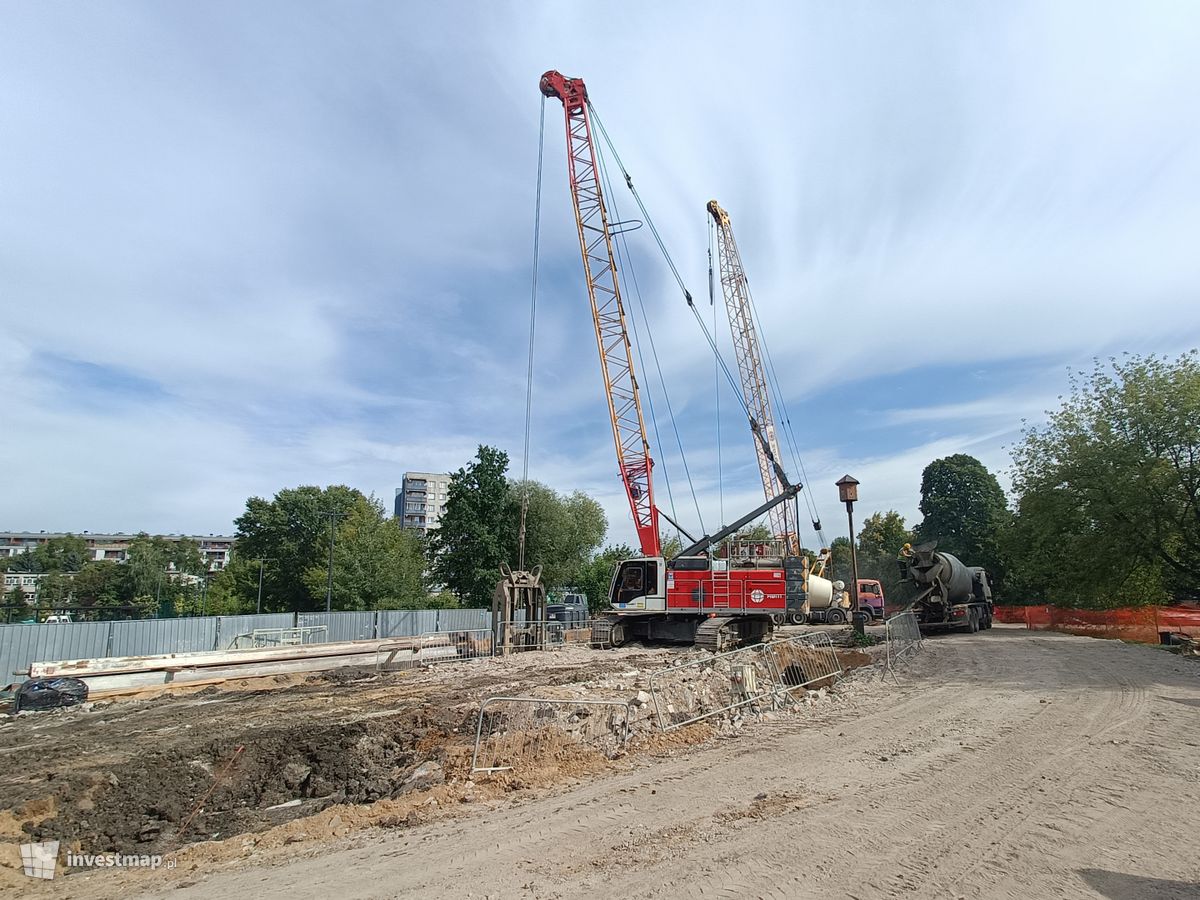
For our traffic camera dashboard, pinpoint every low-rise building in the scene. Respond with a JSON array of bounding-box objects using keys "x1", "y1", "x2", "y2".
[{"x1": 0, "y1": 532, "x2": 236, "y2": 570}]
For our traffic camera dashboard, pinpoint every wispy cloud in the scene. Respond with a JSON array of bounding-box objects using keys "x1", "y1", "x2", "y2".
[{"x1": 1, "y1": 2, "x2": 1198, "y2": 546}]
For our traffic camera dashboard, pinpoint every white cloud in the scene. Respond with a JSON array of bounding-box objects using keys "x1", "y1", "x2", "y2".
[{"x1": 0, "y1": 2, "x2": 1198, "y2": 548}]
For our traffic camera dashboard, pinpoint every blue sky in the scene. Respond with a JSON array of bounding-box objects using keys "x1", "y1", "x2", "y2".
[{"x1": 2, "y1": 2, "x2": 1198, "y2": 550}]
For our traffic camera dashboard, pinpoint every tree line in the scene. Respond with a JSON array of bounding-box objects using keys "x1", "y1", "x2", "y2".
[
  {"x1": 7, "y1": 351, "x2": 1194, "y2": 618},
  {"x1": 2, "y1": 533, "x2": 209, "y2": 619},
  {"x1": 840, "y1": 352, "x2": 1200, "y2": 609}
]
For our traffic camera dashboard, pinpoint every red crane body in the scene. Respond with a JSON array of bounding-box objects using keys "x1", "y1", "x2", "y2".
[{"x1": 539, "y1": 70, "x2": 660, "y2": 558}]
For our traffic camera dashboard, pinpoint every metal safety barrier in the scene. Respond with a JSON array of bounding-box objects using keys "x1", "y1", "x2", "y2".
[
  {"x1": 647, "y1": 642, "x2": 784, "y2": 732},
  {"x1": 647, "y1": 633, "x2": 848, "y2": 731},
  {"x1": 764, "y1": 632, "x2": 844, "y2": 698},
  {"x1": 493, "y1": 619, "x2": 616, "y2": 654},
  {"x1": 493, "y1": 619, "x2": 565, "y2": 655},
  {"x1": 470, "y1": 696, "x2": 634, "y2": 775},
  {"x1": 375, "y1": 629, "x2": 494, "y2": 671},
  {"x1": 880, "y1": 610, "x2": 924, "y2": 683},
  {"x1": 228, "y1": 625, "x2": 328, "y2": 649}
]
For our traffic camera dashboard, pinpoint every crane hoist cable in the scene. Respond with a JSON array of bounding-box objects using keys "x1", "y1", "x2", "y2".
[
  {"x1": 590, "y1": 103, "x2": 832, "y2": 548},
  {"x1": 747, "y1": 288, "x2": 829, "y2": 546},
  {"x1": 518, "y1": 96, "x2": 547, "y2": 571},
  {"x1": 709, "y1": 214, "x2": 724, "y2": 525},
  {"x1": 589, "y1": 106, "x2": 765, "y2": 428},
  {"x1": 594, "y1": 130, "x2": 706, "y2": 538}
]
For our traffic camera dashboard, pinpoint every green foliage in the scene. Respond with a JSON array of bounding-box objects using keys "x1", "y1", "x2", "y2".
[
  {"x1": 71, "y1": 560, "x2": 124, "y2": 609},
  {"x1": 575, "y1": 544, "x2": 635, "y2": 612},
  {"x1": 35, "y1": 534, "x2": 90, "y2": 572},
  {"x1": 124, "y1": 533, "x2": 180, "y2": 604},
  {"x1": 35, "y1": 572, "x2": 72, "y2": 606},
  {"x1": 302, "y1": 496, "x2": 429, "y2": 610},
  {"x1": 660, "y1": 534, "x2": 683, "y2": 559},
  {"x1": 733, "y1": 524, "x2": 774, "y2": 542},
  {"x1": 857, "y1": 511, "x2": 913, "y2": 559},
  {"x1": 232, "y1": 485, "x2": 429, "y2": 612},
  {"x1": 828, "y1": 536, "x2": 852, "y2": 585},
  {"x1": 2, "y1": 534, "x2": 90, "y2": 574},
  {"x1": 202, "y1": 557, "x2": 260, "y2": 616},
  {"x1": 234, "y1": 484, "x2": 362, "y2": 611},
  {"x1": 506, "y1": 480, "x2": 607, "y2": 590},
  {"x1": 914, "y1": 454, "x2": 1011, "y2": 588},
  {"x1": 855, "y1": 510, "x2": 915, "y2": 604},
  {"x1": 431, "y1": 446, "x2": 513, "y2": 608},
  {"x1": 1008, "y1": 352, "x2": 1200, "y2": 606}
]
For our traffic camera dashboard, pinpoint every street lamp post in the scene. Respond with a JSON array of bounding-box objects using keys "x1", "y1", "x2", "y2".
[
  {"x1": 257, "y1": 559, "x2": 267, "y2": 615},
  {"x1": 836, "y1": 475, "x2": 862, "y2": 634},
  {"x1": 323, "y1": 510, "x2": 344, "y2": 613}
]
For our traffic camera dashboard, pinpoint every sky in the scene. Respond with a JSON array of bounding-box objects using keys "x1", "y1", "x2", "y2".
[{"x1": 2, "y1": 2, "x2": 1198, "y2": 550}]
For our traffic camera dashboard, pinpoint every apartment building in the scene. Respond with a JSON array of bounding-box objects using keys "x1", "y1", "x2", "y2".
[
  {"x1": 395, "y1": 472, "x2": 451, "y2": 533},
  {"x1": 0, "y1": 532, "x2": 236, "y2": 571}
]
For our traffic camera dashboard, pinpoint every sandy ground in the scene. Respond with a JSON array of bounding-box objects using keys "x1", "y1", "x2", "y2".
[{"x1": 12, "y1": 625, "x2": 1200, "y2": 899}]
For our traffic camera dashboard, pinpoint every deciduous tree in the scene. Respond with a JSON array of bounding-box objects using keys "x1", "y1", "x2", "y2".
[
  {"x1": 575, "y1": 544, "x2": 635, "y2": 613},
  {"x1": 505, "y1": 480, "x2": 607, "y2": 591},
  {"x1": 431, "y1": 446, "x2": 512, "y2": 608},
  {"x1": 234, "y1": 485, "x2": 361, "y2": 611},
  {"x1": 1008, "y1": 352, "x2": 1200, "y2": 605},
  {"x1": 914, "y1": 454, "x2": 1010, "y2": 587}
]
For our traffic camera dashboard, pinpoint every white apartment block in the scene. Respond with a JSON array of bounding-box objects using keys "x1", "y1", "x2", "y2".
[{"x1": 395, "y1": 472, "x2": 451, "y2": 533}]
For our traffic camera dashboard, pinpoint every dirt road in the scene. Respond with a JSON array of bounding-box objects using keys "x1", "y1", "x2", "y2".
[{"x1": 19, "y1": 626, "x2": 1200, "y2": 899}]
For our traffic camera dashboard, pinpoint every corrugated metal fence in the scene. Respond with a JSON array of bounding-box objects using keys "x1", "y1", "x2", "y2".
[{"x1": 0, "y1": 608, "x2": 492, "y2": 684}]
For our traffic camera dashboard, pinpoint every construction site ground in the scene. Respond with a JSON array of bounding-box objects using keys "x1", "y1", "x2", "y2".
[{"x1": 4, "y1": 625, "x2": 1200, "y2": 899}]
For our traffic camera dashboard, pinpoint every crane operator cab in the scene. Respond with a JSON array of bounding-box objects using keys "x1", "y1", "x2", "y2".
[{"x1": 609, "y1": 558, "x2": 666, "y2": 611}]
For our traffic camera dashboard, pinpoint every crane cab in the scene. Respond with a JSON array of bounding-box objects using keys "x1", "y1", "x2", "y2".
[{"x1": 608, "y1": 557, "x2": 667, "y2": 611}]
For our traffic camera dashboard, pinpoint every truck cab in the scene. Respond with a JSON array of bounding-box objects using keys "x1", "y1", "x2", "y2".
[
  {"x1": 856, "y1": 580, "x2": 885, "y2": 620},
  {"x1": 546, "y1": 592, "x2": 590, "y2": 627}
]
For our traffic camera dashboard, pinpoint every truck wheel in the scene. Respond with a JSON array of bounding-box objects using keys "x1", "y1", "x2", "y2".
[
  {"x1": 969, "y1": 609, "x2": 980, "y2": 633},
  {"x1": 826, "y1": 608, "x2": 846, "y2": 625},
  {"x1": 769, "y1": 614, "x2": 784, "y2": 626},
  {"x1": 787, "y1": 612, "x2": 806, "y2": 626}
]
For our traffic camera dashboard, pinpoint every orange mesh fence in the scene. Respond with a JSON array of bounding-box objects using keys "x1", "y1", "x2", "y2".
[{"x1": 994, "y1": 605, "x2": 1200, "y2": 643}]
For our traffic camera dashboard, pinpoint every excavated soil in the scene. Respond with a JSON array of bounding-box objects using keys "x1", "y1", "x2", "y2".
[
  {"x1": 0, "y1": 648, "x2": 678, "y2": 868},
  {"x1": 0, "y1": 637, "x2": 879, "y2": 894}
]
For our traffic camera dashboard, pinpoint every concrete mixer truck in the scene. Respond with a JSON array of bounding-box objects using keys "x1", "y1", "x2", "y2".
[{"x1": 899, "y1": 543, "x2": 994, "y2": 633}]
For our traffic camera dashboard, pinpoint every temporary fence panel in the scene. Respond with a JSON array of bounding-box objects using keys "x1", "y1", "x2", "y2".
[
  {"x1": 228, "y1": 626, "x2": 329, "y2": 649},
  {"x1": 434, "y1": 608, "x2": 494, "y2": 633},
  {"x1": 375, "y1": 609, "x2": 492, "y2": 639},
  {"x1": 493, "y1": 620, "x2": 563, "y2": 654},
  {"x1": 880, "y1": 611, "x2": 924, "y2": 682},
  {"x1": 216, "y1": 614, "x2": 297, "y2": 647},
  {"x1": 296, "y1": 611, "x2": 376, "y2": 643},
  {"x1": 0, "y1": 608, "x2": 488, "y2": 684},
  {"x1": 647, "y1": 642, "x2": 782, "y2": 732},
  {"x1": 376, "y1": 630, "x2": 494, "y2": 672},
  {"x1": 471, "y1": 696, "x2": 633, "y2": 775},
  {"x1": 764, "y1": 632, "x2": 844, "y2": 697},
  {"x1": 0, "y1": 621, "x2": 110, "y2": 681}
]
